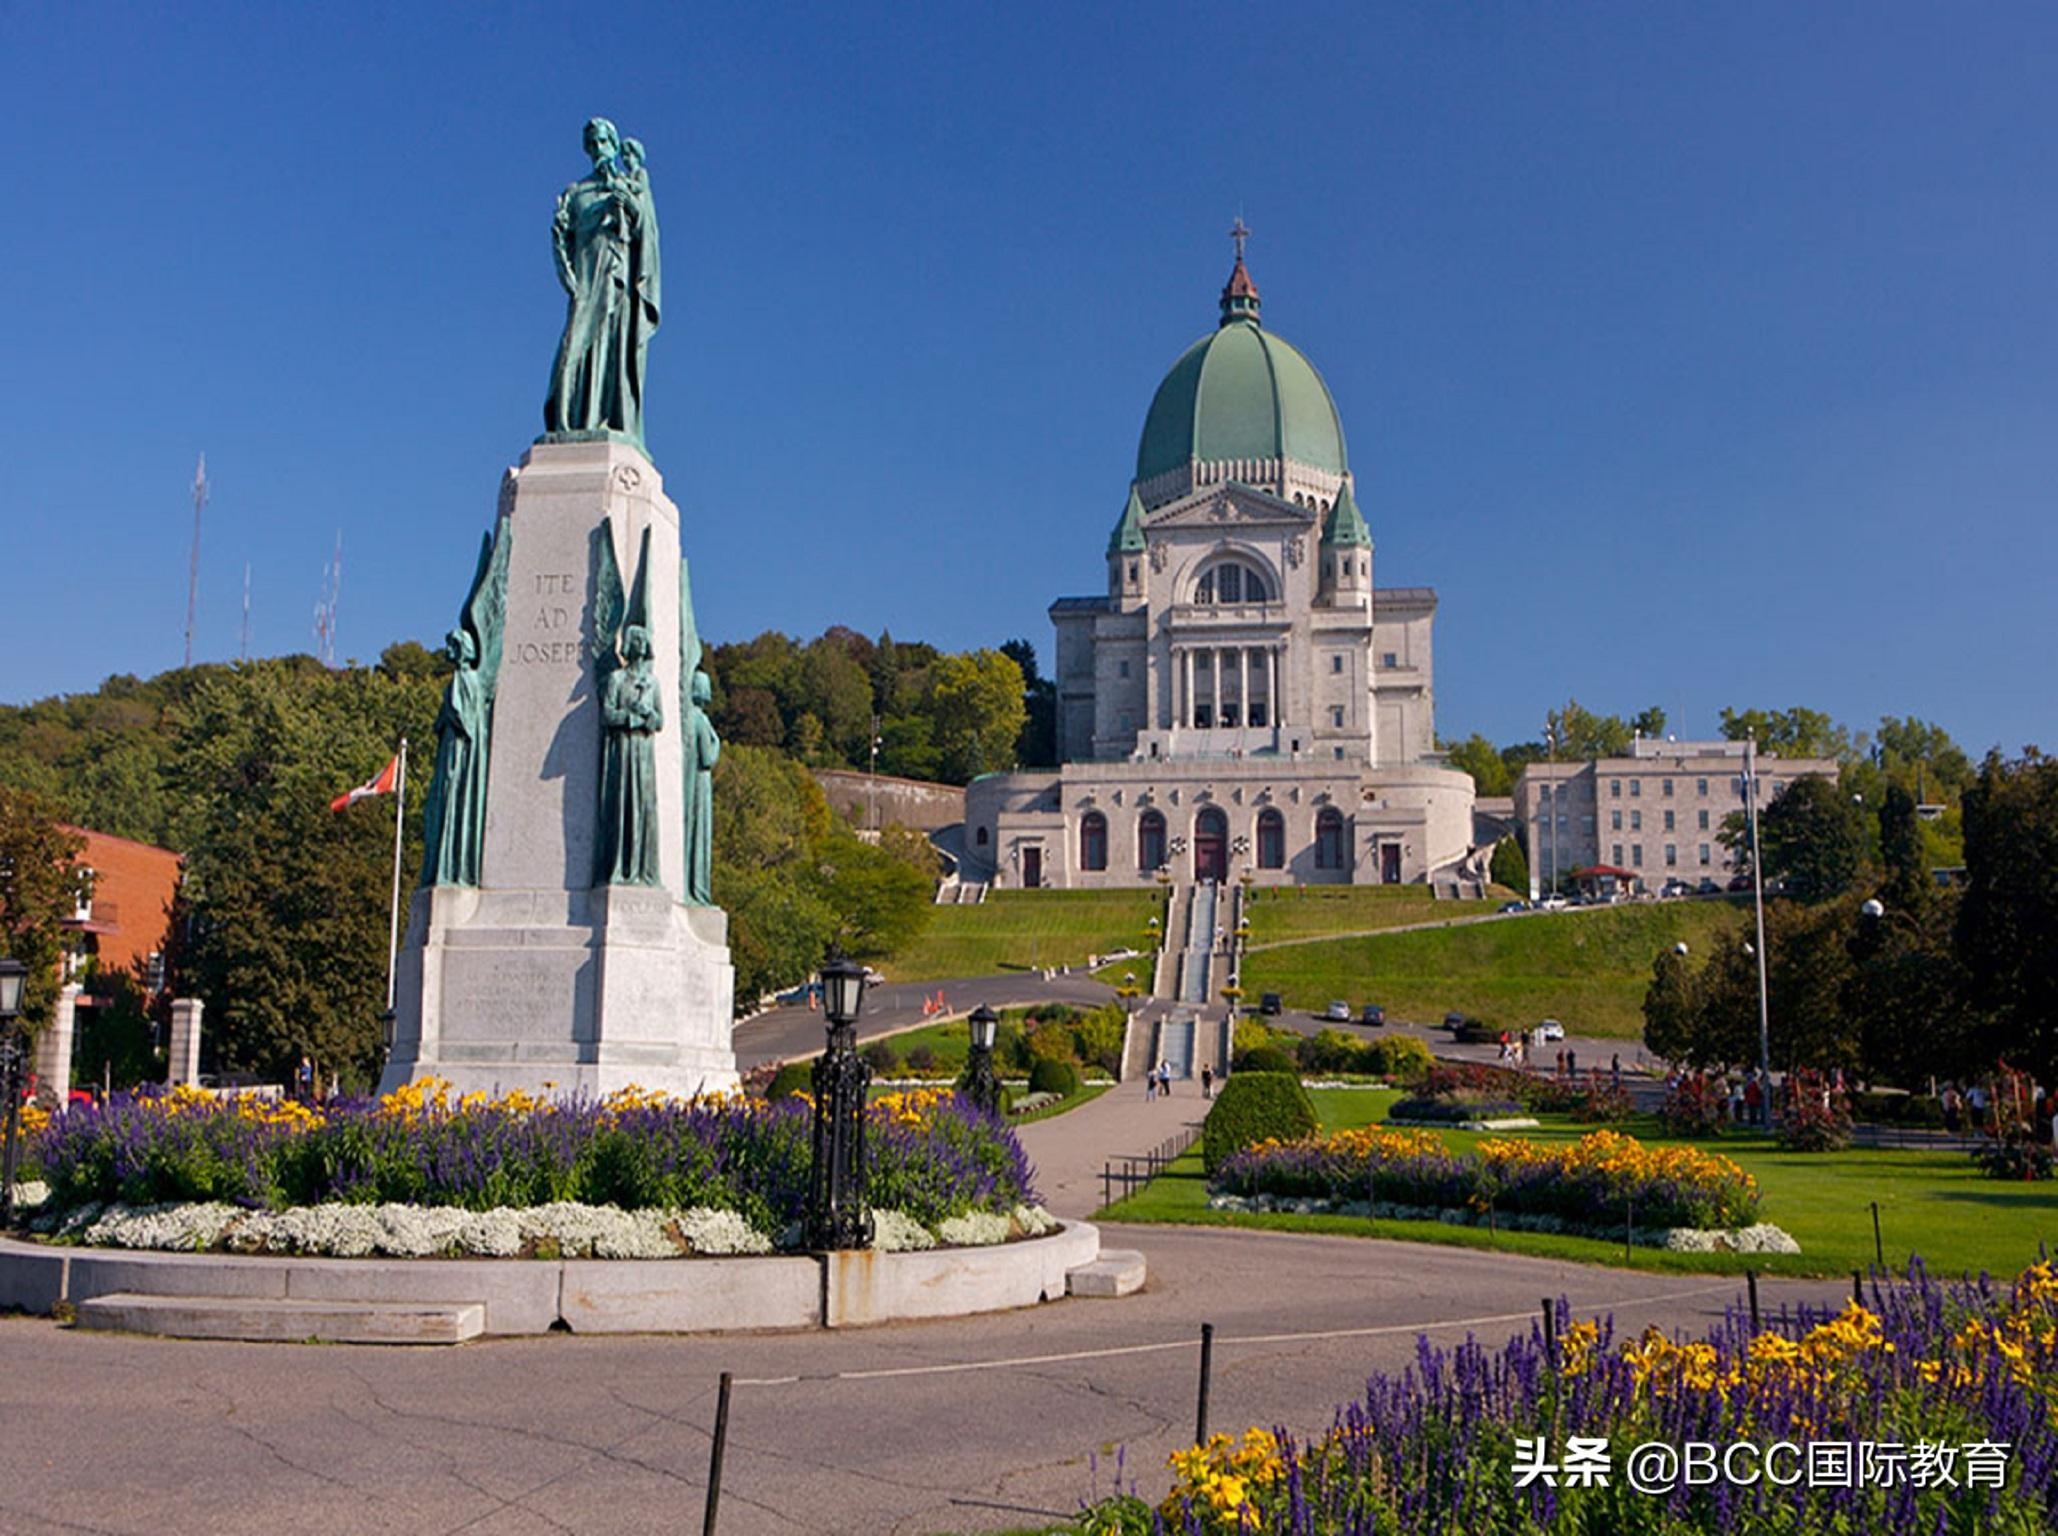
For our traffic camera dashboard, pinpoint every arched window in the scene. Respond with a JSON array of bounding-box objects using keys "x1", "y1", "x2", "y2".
[
  {"x1": 976, "y1": 826, "x2": 989, "y2": 846},
  {"x1": 1138, "y1": 809, "x2": 1166, "y2": 873},
  {"x1": 1314, "y1": 807, "x2": 1348, "y2": 871},
  {"x1": 1193, "y1": 559, "x2": 1270, "y2": 606},
  {"x1": 1079, "y1": 811, "x2": 1107, "y2": 872},
  {"x1": 1256, "y1": 808, "x2": 1285, "y2": 870}
]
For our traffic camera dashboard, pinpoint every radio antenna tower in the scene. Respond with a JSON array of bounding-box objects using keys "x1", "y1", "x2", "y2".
[
  {"x1": 313, "y1": 531, "x2": 343, "y2": 666},
  {"x1": 183, "y1": 454, "x2": 209, "y2": 667},
  {"x1": 240, "y1": 563, "x2": 252, "y2": 660}
]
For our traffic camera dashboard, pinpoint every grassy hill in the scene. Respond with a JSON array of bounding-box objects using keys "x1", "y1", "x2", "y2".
[
  {"x1": 1244, "y1": 885, "x2": 1503, "y2": 943},
  {"x1": 882, "y1": 888, "x2": 1167, "y2": 982},
  {"x1": 1240, "y1": 898, "x2": 1749, "y2": 1038}
]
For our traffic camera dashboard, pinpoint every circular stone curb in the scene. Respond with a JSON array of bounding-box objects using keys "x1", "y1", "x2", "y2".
[{"x1": 0, "y1": 1220, "x2": 1109, "y2": 1338}]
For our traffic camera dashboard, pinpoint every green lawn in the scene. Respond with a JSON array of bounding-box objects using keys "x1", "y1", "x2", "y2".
[
  {"x1": 1243, "y1": 885, "x2": 1502, "y2": 944},
  {"x1": 866, "y1": 1007, "x2": 1102, "y2": 1075},
  {"x1": 1240, "y1": 900, "x2": 1748, "y2": 1037},
  {"x1": 883, "y1": 889, "x2": 1167, "y2": 982},
  {"x1": 1098, "y1": 1089, "x2": 2058, "y2": 1280}
]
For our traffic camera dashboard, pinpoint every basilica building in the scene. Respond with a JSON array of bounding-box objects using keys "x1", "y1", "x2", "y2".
[{"x1": 964, "y1": 238, "x2": 1480, "y2": 890}]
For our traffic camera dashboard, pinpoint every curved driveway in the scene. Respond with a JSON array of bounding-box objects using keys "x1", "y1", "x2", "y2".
[{"x1": 0, "y1": 1227, "x2": 1848, "y2": 1536}]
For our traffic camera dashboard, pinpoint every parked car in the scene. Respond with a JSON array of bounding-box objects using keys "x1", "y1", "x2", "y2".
[
  {"x1": 1538, "y1": 893, "x2": 1569, "y2": 911},
  {"x1": 1322, "y1": 1000, "x2": 1352, "y2": 1022},
  {"x1": 1498, "y1": 899, "x2": 1528, "y2": 914},
  {"x1": 1259, "y1": 992, "x2": 1283, "y2": 1016},
  {"x1": 1659, "y1": 879, "x2": 1691, "y2": 899},
  {"x1": 1359, "y1": 1003, "x2": 1386, "y2": 1027},
  {"x1": 1443, "y1": 1011, "x2": 1467, "y2": 1030},
  {"x1": 1728, "y1": 873, "x2": 1755, "y2": 893},
  {"x1": 1535, "y1": 1018, "x2": 1566, "y2": 1042},
  {"x1": 1697, "y1": 878, "x2": 1721, "y2": 895}
]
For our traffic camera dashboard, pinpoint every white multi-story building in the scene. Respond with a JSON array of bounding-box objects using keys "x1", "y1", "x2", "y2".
[
  {"x1": 963, "y1": 242, "x2": 1479, "y2": 890},
  {"x1": 1511, "y1": 738, "x2": 1840, "y2": 897}
]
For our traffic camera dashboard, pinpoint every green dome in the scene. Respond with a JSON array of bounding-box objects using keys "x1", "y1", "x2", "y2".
[{"x1": 1134, "y1": 310, "x2": 1350, "y2": 485}]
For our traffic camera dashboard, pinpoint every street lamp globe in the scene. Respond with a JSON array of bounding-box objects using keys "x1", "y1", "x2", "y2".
[
  {"x1": 819, "y1": 953, "x2": 868, "y2": 1028},
  {"x1": 0, "y1": 958, "x2": 26, "y2": 1021},
  {"x1": 968, "y1": 1004, "x2": 999, "y2": 1053},
  {"x1": 1673, "y1": 942, "x2": 1689, "y2": 957},
  {"x1": 1860, "y1": 898, "x2": 1886, "y2": 920}
]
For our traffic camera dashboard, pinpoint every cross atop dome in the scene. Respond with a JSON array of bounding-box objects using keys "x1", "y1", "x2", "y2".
[{"x1": 1220, "y1": 217, "x2": 1261, "y2": 327}]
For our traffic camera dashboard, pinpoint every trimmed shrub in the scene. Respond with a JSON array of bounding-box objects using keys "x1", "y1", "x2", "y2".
[
  {"x1": 1026, "y1": 1020, "x2": 1075, "y2": 1063},
  {"x1": 1236, "y1": 1044, "x2": 1299, "y2": 1076},
  {"x1": 1203, "y1": 1072, "x2": 1318, "y2": 1175},
  {"x1": 1571, "y1": 1073, "x2": 1634, "y2": 1124},
  {"x1": 1775, "y1": 1070, "x2": 1853, "y2": 1152},
  {"x1": 1657, "y1": 1073, "x2": 1731, "y2": 1138},
  {"x1": 1387, "y1": 1093, "x2": 1525, "y2": 1124},
  {"x1": 766, "y1": 1061, "x2": 813, "y2": 1101},
  {"x1": 1068, "y1": 1005, "x2": 1127, "y2": 1077},
  {"x1": 860, "y1": 1040, "x2": 899, "y2": 1072},
  {"x1": 1028, "y1": 1056, "x2": 1080, "y2": 1098},
  {"x1": 1299, "y1": 1028, "x2": 1367, "y2": 1075},
  {"x1": 1366, "y1": 1035, "x2": 1435, "y2": 1083},
  {"x1": 904, "y1": 1045, "x2": 938, "y2": 1074}
]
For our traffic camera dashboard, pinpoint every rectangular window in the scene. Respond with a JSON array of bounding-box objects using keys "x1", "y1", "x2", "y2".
[
  {"x1": 1382, "y1": 652, "x2": 1398, "y2": 669},
  {"x1": 1611, "y1": 809, "x2": 1622, "y2": 830},
  {"x1": 1612, "y1": 843, "x2": 1624, "y2": 865},
  {"x1": 1581, "y1": 815, "x2": 1594, "y2": 832},
  {"x1": 1631, "y1": 780, "x2": 1642, "y2": 797},
  {"x1": 1665, "y1": 844, "x2": 1677, "y2": 866},
  {"x1": 1632, "y1": 845, "x2": 1644, "y2": 867},
  {"x1": 1610, "y1": 780, "x2": 1621, "y2": 798},
  {"x1": 1332, "y1": 746, "x2": 1345, "y2": 760},
  {"x1": 1664, "y1": 810, "x2": 1675, "y2": 831},
  {"x1": 1699, "y1": 844, "x2": 1711, "y2": 866},
  {"x1": 1117, "y1": 660, "x2": 1130, "y2": 678},
  {"x1": 1698, "y1": 809, "x2": 1709, "y2": 830},
  {"x1": 1631, "y1": 811, "x2": 1642, "y2": 831},
  {"x1": 1331, "y1": 655, "x2": 1344, "y2": 673},
  {"x1": 1697, "y1": 778, "x2": 1709, "y2": 796},
  {"x1": 1330, "y1": 706, "x2": 1345, "y2": 728},
  {"x1": 1663, "y1": 779, "x2": 1674, "y2": 797}
]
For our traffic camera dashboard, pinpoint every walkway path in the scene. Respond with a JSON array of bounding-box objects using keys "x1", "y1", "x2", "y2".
[
  {"x1": 1015, "y1": 1072, "x2": 1204, "y2": 1218},
  {"x1": 731, "y1": 973, "x2": 1116, "y2": 1072}
]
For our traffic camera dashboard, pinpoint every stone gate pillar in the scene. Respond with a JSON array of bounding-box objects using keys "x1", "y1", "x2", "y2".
[
  {"x1": 167, "y1": 998, "x2": 204, "y2": 1087},
  {"x1": 34, "y1": 983, "x2": 81, "y2": 1099}
]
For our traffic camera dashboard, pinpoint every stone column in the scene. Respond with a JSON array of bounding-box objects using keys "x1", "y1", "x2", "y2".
[
  {"x1": 167, "y1": 998, "x2": 204, "y2": 1087},
  {"x1": 34, "y1": 983, "x2": 80, "y2": 1099},
  {"x1": 1269, "y1": 646, "x2": 1281, "y2": 726},
  {"x1": 1240, "y1": 647, "x2": 1252, "y2": 727}
]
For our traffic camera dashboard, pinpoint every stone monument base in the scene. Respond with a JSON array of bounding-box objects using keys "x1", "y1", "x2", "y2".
[{"x1": 378, "y1": 885, "x2": 739, "y2": 1099}]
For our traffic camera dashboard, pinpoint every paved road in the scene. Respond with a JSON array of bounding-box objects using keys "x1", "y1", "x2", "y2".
[
  {"x1": 732, "y1": 974, "x2": 1118, "y2": 1072},
  {"x1": 0, "y1": 1229, "x2": 1850, "y2": 1536}
]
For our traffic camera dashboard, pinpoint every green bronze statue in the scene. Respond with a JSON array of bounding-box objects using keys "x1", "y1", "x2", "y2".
[
  {"x1": 420, "y1": 514, "x2": 512, "y2": 887},
  {"x1": 545, "y1": 118, "x2": 662, "y2": 446},
  {"x1": 678, "y1": 557, "x2": 719, "y2": 905},
  {"x1": 593, "y1": 520, "x2": 664, "y2": 886}
]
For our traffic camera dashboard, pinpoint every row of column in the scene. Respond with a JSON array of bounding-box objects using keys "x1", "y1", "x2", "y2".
[
  {"x1": 1176, "y1": 644, "x2": 1283, "y2": 730},
  {"x1": 29, "y1": 987, "x2": 205, "y2": 1096}
]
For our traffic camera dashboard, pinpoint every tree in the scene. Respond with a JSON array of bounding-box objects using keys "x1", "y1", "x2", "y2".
[
  {"x1": 1445, "y1": 734, "x2": 1512, "y2": 796},
  {"x1": 712, "y1": 745, "x2": 838, "y2": 1004},
  {"x1": 167, "y1": 658, "x2": 438, "y2": 1087},
  {"x1": 1546, "y1": 699, "x2": 1633, "y2": 760},
  {"x1": 718, "y1": 686, "x2": 785, "y2": 748},
  {"x1": 1757, "y1": 776, "x2": 1865, "y2": 902},
  {"x1": 1642, "y1": 946, "x2": 1704, "y2": 1063},
  {"x1": 1489, "y1": 836, "x2": 1527, "y2": 893},
  {"x1": 1720, "y1": 706, "x2": 1852, "y2": 763},
  {"x1": 1002, "y1": 639, "x2": 1057, "y2": 768},
  {"x1": 1631, "y1": 706, "x2": 1669, "y2": 741},
  {"x1": 1957, "y1": 749, "x2": 2058, "y2": 1081},
  {"x1": 929, "y1": 650, "x2": 1027, "y2": 783},
  {"x1": 796, "y1": 637, "x2": 875, "y2": 764},
  {"x1": 0, "y1": 787, "x2": 86, "y2": 1034}
]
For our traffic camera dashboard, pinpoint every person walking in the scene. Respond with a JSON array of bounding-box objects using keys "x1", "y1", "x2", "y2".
[
  {"x1": 1145, "y1": 1066, "x2": 1157, "y2": 1103},
  {"x1": 1610, "y1": 1053, "x2": 1622, "y2": 1090},
  {"x1": 1200, "y1": 1064, "x2": 1214, "y2": 1100},
  {"x1": 1160, "y1": 1061, "x2": 1174, "y2": 1097}
]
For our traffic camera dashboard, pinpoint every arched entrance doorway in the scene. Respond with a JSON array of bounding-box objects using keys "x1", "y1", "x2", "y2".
[{"x1": 1195, "y1": 806, "x2": 1229, "y2": 883}]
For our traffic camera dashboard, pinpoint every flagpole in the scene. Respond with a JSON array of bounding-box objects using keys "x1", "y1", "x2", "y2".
[{"x1": 386, "y1": 738, "x2": 407, "y2": 1013}]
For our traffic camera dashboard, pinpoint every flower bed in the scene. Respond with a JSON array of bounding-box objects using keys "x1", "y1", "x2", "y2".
[
  {"x1": 1210, "y1": 1127, "x2": 1761, "y2": 1233},
  {"x1": 24, "y1": 1081, "x2": 1041, "y2": 1255},
  {"x1": 1086, "y1": 1257, "x2": 2058, "y2": 1533}
]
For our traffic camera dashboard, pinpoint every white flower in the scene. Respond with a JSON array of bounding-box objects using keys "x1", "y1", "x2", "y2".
[
  {"x1": 674, "y1": 1207, "x2": 772, "y2": 1255},
  {"x1": 81, "y1": 1202, "x2": 239, "y2": 1252},
  {"x1": 1011, "y1": 1203, "x2": 1059, "y2": 1237},
  {"x1": 871, "y1": 1209, "x2": 936, "y2": 1251},
  {"x1": 936, "y1": 1210, "x2": 1010, "y2": 1247}
]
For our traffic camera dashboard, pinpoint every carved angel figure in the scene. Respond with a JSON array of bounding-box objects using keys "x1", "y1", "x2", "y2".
[
  {"x1": 420, "y1": 514, "x2": 512, "y2": 887},
  {"x1": 678, "y1": 555, "x2": 718, "y2": 905},
  {"x1": 593, "y1": 520, "x2": 664, "y2": 887}
]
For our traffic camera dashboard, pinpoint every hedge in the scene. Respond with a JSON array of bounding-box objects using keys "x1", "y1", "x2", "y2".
[{"x1": 1202, "y1": 1072, "x2": 1318, "y2": 1175}]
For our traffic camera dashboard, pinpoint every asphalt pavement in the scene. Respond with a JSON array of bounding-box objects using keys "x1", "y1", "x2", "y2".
[
  {"x1": 0, "y1": 1228, "x2": 1851, "y2": 1536},
  {"x1": 732, "y1": 973, "x2": 1118, "y2": 1072}
]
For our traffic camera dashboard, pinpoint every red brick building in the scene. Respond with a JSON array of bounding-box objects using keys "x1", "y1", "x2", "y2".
[{"x1": 60, "y1": 827, "x2": 182, "y2": 995}]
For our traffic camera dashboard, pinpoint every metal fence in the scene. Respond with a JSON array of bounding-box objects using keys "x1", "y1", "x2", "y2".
[{"x1": 1099, "y1": 1122, "x2": 1202, "y2": 1209}]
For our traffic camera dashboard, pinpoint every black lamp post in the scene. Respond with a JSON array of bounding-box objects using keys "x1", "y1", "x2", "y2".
[
  {"x1": 962, "y1": 1004, "x2": 1002, "y2": 1116},
  {"x1": 806, "y1": 953, "x2": 873, "y2": 1250},
  {"x1": 0, "y1": 957, "x2": 31, "y2": 1230}
]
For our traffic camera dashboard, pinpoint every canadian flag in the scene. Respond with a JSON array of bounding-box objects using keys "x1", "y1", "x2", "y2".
[{"x1": 330, "y1": 753, "x2": 401, "y2": 812}]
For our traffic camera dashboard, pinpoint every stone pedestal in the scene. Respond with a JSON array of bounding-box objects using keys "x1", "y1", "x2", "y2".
[
  {"x1": 167, "y1": 998, "x2": 204, "y2": 1087},
  {"x1": 34, "y1": 984, "x2": 80, "y2": 1098},
  {"x1": 379, "y1": 439, "x2": 737, "y2": 1098}
]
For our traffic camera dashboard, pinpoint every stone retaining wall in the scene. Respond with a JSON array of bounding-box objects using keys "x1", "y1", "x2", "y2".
[{"x1": 0, "y1": 1221, "x2": 1105, "y2": 1336}]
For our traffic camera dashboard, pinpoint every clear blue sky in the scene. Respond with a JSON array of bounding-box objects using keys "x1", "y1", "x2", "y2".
[{"x1": 2, "y1": 3, "x2": 2052, "y2": 756}]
